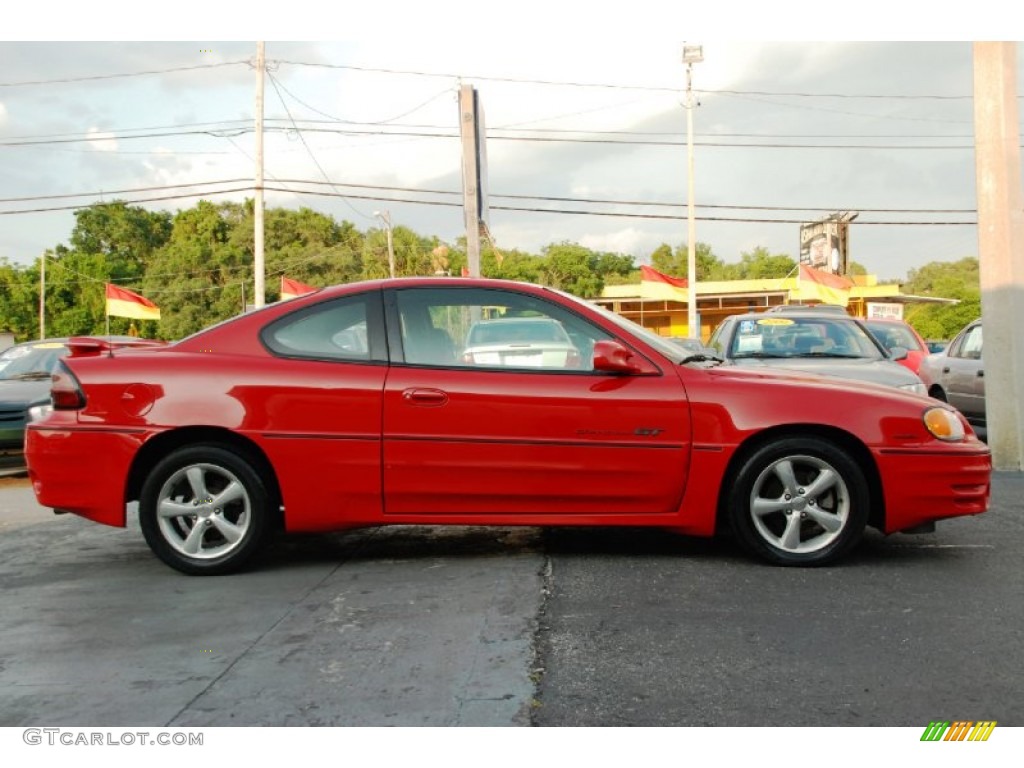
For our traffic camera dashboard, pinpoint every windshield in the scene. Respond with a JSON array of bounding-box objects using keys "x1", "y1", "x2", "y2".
[
  {"x1": 726, "y1": 316, "x2": 885, "y2": 360},
  {"x1": 0, "y1": 342, "x2": 68, "y2": 381}
]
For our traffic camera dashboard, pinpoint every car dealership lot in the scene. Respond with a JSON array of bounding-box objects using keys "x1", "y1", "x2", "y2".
[{"x1": 1, "y1": 473, "x2": 1022, "y2": 727}]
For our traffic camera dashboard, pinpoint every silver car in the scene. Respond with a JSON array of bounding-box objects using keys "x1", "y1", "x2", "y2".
[
  {"x1": 707, "y1": 309, "x2": 926, "y2": 393},
  {"x1": 918, "y1": 319, "x2": 985, "y2": 434}
]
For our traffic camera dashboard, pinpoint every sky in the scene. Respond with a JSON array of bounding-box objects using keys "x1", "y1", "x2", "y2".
[{"x1": 2, "y1": 4, "x2": 1022, "y2": 283}]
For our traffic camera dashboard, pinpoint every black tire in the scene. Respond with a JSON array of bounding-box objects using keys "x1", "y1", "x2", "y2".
[
  {"x1": 139, "y1": 445, "x2": 272, "y2": 575},
  {"x1": 727, "y1": 436, "x2": 869, "y2": 566},
  {"x1": 929, "y1": 386, "x2": 948, "y2": 402}
]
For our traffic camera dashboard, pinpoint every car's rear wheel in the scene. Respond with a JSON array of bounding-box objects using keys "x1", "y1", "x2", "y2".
[
  {"x1": 728, "y1": 437, "x2": 869, "y2": 566},
  {"x1": 139, "y1": 445, "x2": 271, "y2": 575}
]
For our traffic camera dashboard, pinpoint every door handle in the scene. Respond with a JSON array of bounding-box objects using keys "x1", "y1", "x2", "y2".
[
  {"x1": 942, "y1": 366, "x2": 951, "y2": 374},
  {"x1": 977, "y1": 370, "x2": 984, "y2": 377},
  {"x1": 402, "y1": 388, "x2": 449, "y2": 406}
]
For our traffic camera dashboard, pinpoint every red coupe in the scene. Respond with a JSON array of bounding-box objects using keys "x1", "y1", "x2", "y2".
[{"x1": 26, "y1": 278, "x2": 991, "y2": 574}]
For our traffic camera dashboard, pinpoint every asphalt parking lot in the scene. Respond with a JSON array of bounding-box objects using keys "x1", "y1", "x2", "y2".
[{"x1": 1, "y1": 472, "x2": 1022, "y2": 727}]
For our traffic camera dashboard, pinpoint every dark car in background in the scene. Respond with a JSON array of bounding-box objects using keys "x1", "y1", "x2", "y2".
[
  {"x1": 707, "y1": 309, "x2": 926, "y2": 394},
  {"x1": 0, "y1": 340, "x2": 70, "y2": 473},
  {"x1": 918, "y1": 319, "x2": 985, "y2": 437},
  {"x1": 0, "y1": 336, "x2": 162, "y2": 474}
]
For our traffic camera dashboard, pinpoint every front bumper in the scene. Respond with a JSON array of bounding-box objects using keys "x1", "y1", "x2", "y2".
[{"x1": 874, "y1": 445, "x2": 991, "y2": 533}]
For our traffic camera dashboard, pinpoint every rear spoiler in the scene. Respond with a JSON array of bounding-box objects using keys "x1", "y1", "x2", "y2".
[{"x1": 66, "y1": 336, "x2": 167, "y2": 358}]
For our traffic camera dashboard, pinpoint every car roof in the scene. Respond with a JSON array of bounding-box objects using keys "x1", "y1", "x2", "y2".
[
  {"x1": 728, "y1": 309, "x2": 860, "y2": 322},
  {"x1": 765, "y1": 304, "x2": 849, "y2": 314}
]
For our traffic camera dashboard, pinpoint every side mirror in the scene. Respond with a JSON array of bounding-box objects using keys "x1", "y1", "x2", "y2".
[
  {"x1": 888, "y1": 345, "x2": 908, "y2": 361},
  {"x1": 593, "y1": 340, "x2": 643, "y2": 374}
]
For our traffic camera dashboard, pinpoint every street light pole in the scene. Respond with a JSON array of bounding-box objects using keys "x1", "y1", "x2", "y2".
[
  {"x1": 254, "y1": 41, "x2": 266, "y2": 308},
  {"x1": 683, "y1": 45, "x2": 703, "y2": 339},
  {"x1": 374, "y1": 210, "x2": 396, "y2": 278}
]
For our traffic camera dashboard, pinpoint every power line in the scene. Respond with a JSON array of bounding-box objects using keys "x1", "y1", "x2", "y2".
[
  {"x1": 5, "y1": 124, "x2": 1001, "y2": 151},
  {"x1": 0, "y1": 177, "x2": 979, "y2": 221},
  {"x1": 0, "y1": 60, "x2": 250, "y2": 88},
  {"x1": 0, "y1": 179, "x2": 250, "y2": 204},
  {"x1": 265, "y1": 70, "x2": 372, "y2": 221},
  {"x1": 1, "y1": 55, "x2": 1001, "y2": 103},
  {"x1": 275, "y1": 59, "x2": 993, "y2": 101}
]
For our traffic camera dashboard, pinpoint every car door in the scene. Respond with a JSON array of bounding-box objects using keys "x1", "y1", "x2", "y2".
[
  {"x1": 381, "y1": 285, "x2": 691, "y2": 519},
  {"x1": 943, "y1": 323, "x2": 985, "y2": 421}
]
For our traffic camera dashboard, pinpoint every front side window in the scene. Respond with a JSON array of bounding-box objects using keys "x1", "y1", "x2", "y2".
[
  {"x1": 957, "y1": 325, "x2": 983, "y2": 360},
  {"x1": 393, "y1": 287, "x2": 612, "y2": 371}
]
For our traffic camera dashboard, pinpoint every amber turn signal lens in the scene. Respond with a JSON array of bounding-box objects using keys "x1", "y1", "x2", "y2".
[{"x1": 923, "y1": 406, "x2": 965, "y2": 441}]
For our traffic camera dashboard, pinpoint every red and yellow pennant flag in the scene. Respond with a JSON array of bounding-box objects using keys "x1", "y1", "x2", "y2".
[
  {"x1": 105, "y1": 283, "x2": 160, "y2": 321},
  {"x1": 280, "y1": 276, "x2": 317, "y2": 301},
  {"x1": 795, "y1": 264, "x2": 853, "y2": 307},
  {"x1": 640, "y1": 264, "x2": 688, "y2": 301}
]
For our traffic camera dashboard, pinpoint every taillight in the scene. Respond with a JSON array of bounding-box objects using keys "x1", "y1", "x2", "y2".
[{"x1": 50, "y1": 362, "x2": 86, "y2": 410}]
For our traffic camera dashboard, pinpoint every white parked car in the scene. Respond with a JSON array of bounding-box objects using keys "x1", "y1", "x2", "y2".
[{"x1": 461, "y1": 317, "x2": 582, "y2": 369}]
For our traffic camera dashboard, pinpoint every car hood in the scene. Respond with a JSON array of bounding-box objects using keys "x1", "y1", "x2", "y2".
[
  {"x1": 0, "y1": 379, "x2": 52, "y2": 407},
  {"x1": 725, "y1": 357, "x2": 922, "y2": 389}
]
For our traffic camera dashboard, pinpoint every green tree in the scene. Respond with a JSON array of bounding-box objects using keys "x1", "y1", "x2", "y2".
[
  {"x1": 250, "y1": 206, "x2": 365, "y2": 292},
  {"x1": 0, "y1": 258, "x2": 40, "y2": 339},
  {"x1": 141, "y1": 201, "x2": 250, "y2": 339},
  {"x1": 649, "y1": 242, "x2": 726, "y2": 281},
  {"x1": 902, "y1": 258, "x2": 981, "y2": 339},
  {"x1": 362, "y1": 224, "x2": 436, "y2": 279},
  {"x1": 733, "y1": 247, "x2": 797, "y2": 280},
  {"x1": 69, "y1": 201, "x2": 172, "y2": 280},
  {"x1": 535, "y1": 242, "x2": 605, "y2": 297}
]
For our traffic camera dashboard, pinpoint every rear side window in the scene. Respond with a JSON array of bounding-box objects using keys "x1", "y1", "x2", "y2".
[{"x1": 262, "y1": 295, "x2": 378, "y2": 362}]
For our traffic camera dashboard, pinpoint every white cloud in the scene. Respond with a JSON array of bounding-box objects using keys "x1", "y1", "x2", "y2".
[{"x1": 85, "y1": 128, "x2": 118, "y2": 152}]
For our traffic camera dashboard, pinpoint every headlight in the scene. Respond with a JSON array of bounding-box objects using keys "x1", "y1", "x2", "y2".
[
  {"x1": 899, "y1": 382, "x2": 927, "y2": 395},
  {"x1": 923, "y1": 406, "x2": 965, "y2": 441},
  {"x1": 27, "y1": 403, "x2": 53, "y2": 423}
]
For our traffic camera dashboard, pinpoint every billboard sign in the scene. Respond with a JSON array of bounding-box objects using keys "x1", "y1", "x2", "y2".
[{"x1": 799, "y1": 215, "x2": 854, "y2": 275}]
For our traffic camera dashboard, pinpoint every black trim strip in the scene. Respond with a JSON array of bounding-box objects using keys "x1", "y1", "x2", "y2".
[
  {"x1": 876, "y1": 446, "x2": 991, "y2": 457},
  {"x1": 28, "y1": 425, "x2": 148, "y2": 435},
  {"x1": 385, "y1": 434, "x2": 685, "y2": 450},
  {"x1": 261, "y1": 433, "x2": 380, "y2": 442}
]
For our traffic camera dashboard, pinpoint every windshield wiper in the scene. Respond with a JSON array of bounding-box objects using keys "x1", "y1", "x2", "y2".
[
  {"x1": 732, "y1": 353, "x2": 790, "y2": 359},
  {"x1": 4, "y1": 371, "x2": 53, "y2": 381},
  {"x1": 681, "y1": 353, "x2": 724, "y2": 365},
  {"x1": 799, "y1": 352, "x2": 867, "y2": 359}
]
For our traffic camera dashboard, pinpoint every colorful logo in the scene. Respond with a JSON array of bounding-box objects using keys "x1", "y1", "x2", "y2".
[{"x1": 920, "y1": 721, "x2": 997, "y2": 741}]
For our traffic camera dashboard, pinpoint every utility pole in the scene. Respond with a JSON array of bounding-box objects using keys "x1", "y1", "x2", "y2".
[
  {"x1": 374, "y1": 210, "x2": 396, "y2": 278},
  {"x1": 683, "y1": 45, "x2": 703, "y2": 339},
  {"x1": 254, "y1": 41, "x2": 266, "y2": 308},
  {"x1": 39, "y1": 253, "x2": 45, "y2": 339},
  {"x1": 459, "y1": 84, "x2": 484, "y2": 278},
  {"x1": 973, "y1": 42, "x2": 1023, "y2": 470}
]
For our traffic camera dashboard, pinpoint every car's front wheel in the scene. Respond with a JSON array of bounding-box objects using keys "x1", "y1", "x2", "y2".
[
  {"x1": 139, "y1": 445, "x2": 272, "y2": 575},
  {"x1": 727, "y1": 437, "x2": 869, "y2": 566}
]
